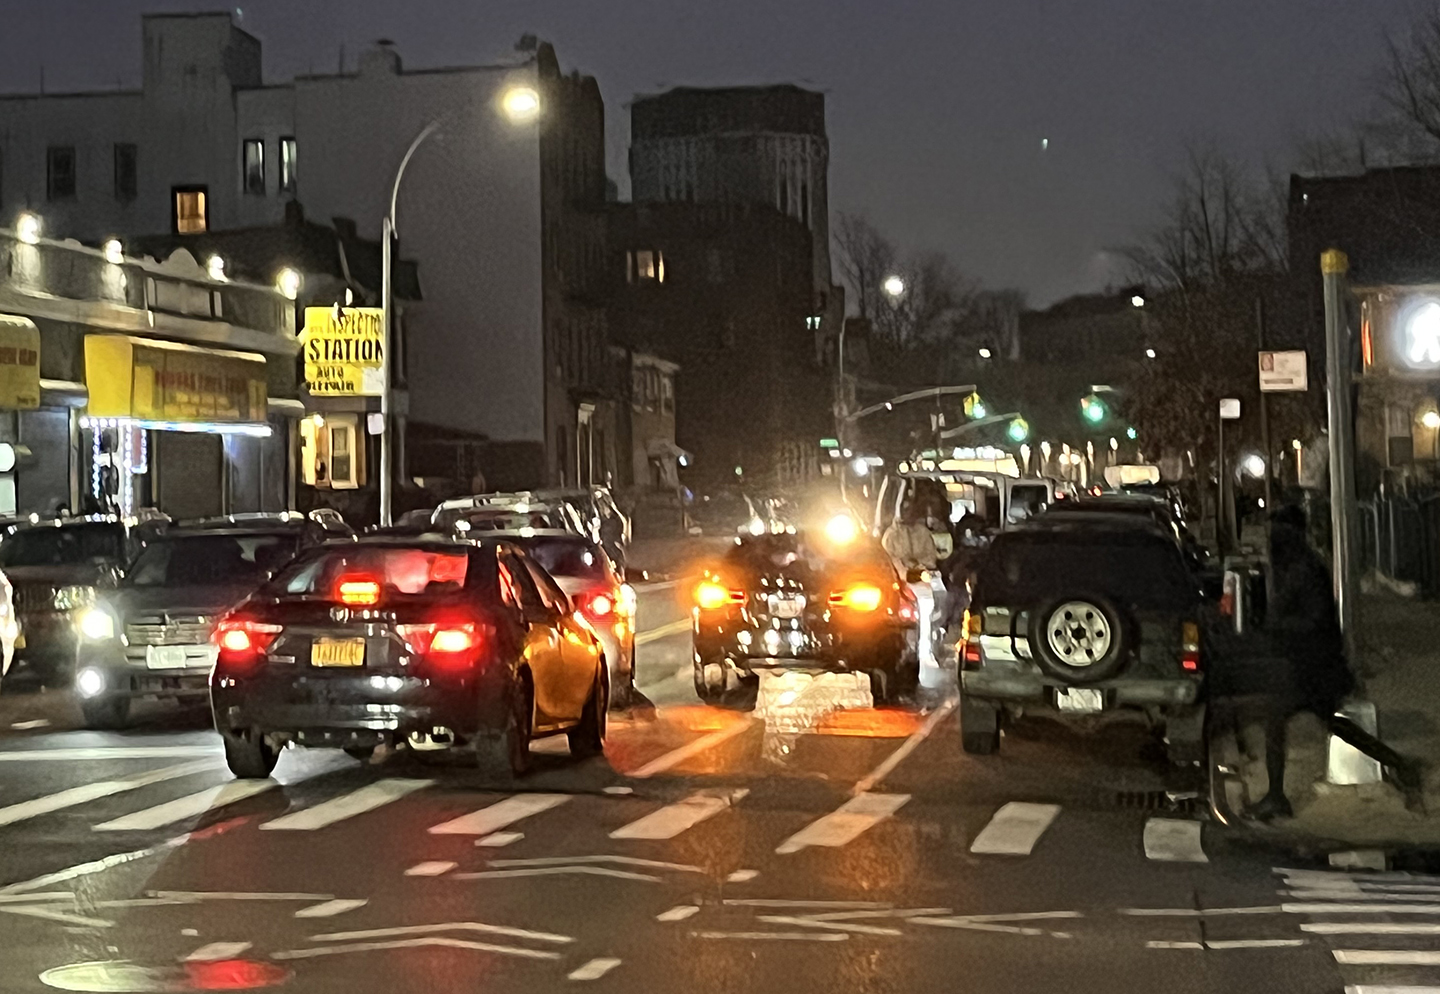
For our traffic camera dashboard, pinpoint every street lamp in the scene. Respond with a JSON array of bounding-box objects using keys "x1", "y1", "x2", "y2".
[
  {"x1": 276, "y1": 267, "x2": 302, "y2": 301},
  {"x1": 882, "y1": 275, "x2": 906, "y2": 298},
  {"x1": 103, "y1": 239, "x2": 124, "y2": 265},
  {"x1": 501, "y1": 86, "x2": 541, "y2": 122},
  {"x1": 15, "y1": 212, "x2": 40, "y2": 245},
  {"x1": 978, "y1": 347, "x2": 992, "y2": 359},
  {"x1": 1131, "y1": 295, "x2": 1145, "y2": 308}
]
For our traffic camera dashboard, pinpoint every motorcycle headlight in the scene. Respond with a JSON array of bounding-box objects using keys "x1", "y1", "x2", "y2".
[
  {"x1": 55, "y1": 585, "x2": 97, "y2": 612},
  {"x1": 77, "y1": 607, "x2": 116, "y2": 641}
]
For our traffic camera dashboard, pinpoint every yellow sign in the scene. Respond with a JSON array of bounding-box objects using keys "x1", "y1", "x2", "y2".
[
  {"x1": 301, "y1": 307, "x2": 385, "y2": 396},
  {"x1": 0, "y1": 316, "x2": 40, "y2": 410},
  {"x1": 85, "y1": 336, "x2": 268, "y2": 425}
]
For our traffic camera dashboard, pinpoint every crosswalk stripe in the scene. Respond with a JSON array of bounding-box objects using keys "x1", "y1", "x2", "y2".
[
  {"x1": 0, "y1": 760, "x2": 219, "y2": 828},
  {"x1": 1143, "y1": 818, "x2": 1207, "y2": 863},
  {"x1": 970, "y1": 802, "x2": 1061, "y2": 856},
  {"x1": 1335, "y1": 951, "x2": 1440, "y2": 966},
  {"x1": 261, "y1": 779, "x2": 432, "y2": 831},
  {"x1": 1346, "y1": 987, "x2": 1440, "y2": 994},
  {"x1": 93, "y1": 779, "x2": 277, "y2": 832},
  {"x1": 428, "y1": 794, "x2": 569, "y2": 836},
  {"x1": 1304, "y1": 923, "x2": 1440, "y2": 935},
  {"x1": 610, "y1": 788, "x2": 748, "y2": 840},
  {"x1": 774, "y1": 793, "x2": 909, "y2": 854}
]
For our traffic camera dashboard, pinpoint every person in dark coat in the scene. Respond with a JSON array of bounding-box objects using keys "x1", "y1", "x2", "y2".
[{"x1": 1247, "y1": 505, "x2": 1421, "y2": 820}]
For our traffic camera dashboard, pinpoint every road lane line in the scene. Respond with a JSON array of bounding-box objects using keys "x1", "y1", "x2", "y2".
[
  {"x1": 0, "y1": 760, "x2": 220, "y2": 828},
  {"x1": 185, "y1": 942, "x2": 253, "y2": 961},
  {"x1": 295, "y1": 898, "x2": 369, "y2": 918},
  {"x1": 969, "y1": 802, "x2": 1061, "y2": 856},
  {"x1": 151, "y1": 890, "x2": 332, "y2": 901},
  {"x1": 9, "y1": 720, "x2": 49, "y2": 730},
  {"x1": 0, "y1": 840, "x2": 185, "y2": 895},
  {"x1": 635, "y1": 619, "x2": 691, "y2": 645},
  {"x1": 758, "y1": 915, "x2": 902, "y2": 936},
  {"x1": 723, "y1": 899, "x2": 888, "y2": 909},
  {"x1": 568, "y1": 957, "x2": 622, "y2": 981},
  {"x1": 656, "y1": 905, "x2": 700, "y2": 922},
  {"x1": 1286, "y1": 890, "x2": 1440, "y2": 901},
  {"x1": 1335, "y1": 950, "x2": 1440, "y2": 965},
  {"x1": 0, "y1": 905, "x2": 114, "y2": 927},
  {"x1": 1305, "y1": 923, "x2": 1440, "y2": 934},
  {"x1": 1346, "y1": 988, "x2": 1440, "y2": 994},
  {"x1": 274, "y1": 937, "x2": 560, "y2": 961},
  {"x1": 610, "y1": 788, "x2": 748, "y2": 840},
  {"x1": 0, "y1": 893, "x2": 74, "y2": 904},
  {"x1": 94, "y1": 778, "x2": 278, "y2": 832},
  {"x1": 626, "y1": 720, "x2": 753, "y2": 778},
  {"x1": 1143, "y1": 818, "x2": 1208, "y2": 863},
  {"x1": 311, "y1": 921, "x2": 572, "y2": 944},
  {"x1": 1148, "y1": 941, "x2": 1204, "y2": 949},
  {"x1": 693, "y1": 931, "x2": 848, "y2": 941},
  {"x1": 726, "y1": 869, "x2": 758, "y2": 882},
  {"x1": 261, "y1": 779, "x2": 432, "y2": 831},
  {"x1": 774, "y1": 793, "x2": 910, "y2": 854},
  {"x1": 1122, "y1": 906, "x2": 1284, "y2": 916},
  {"x1": 478, "y1": 831, "x2": 524, "y2": 847},
  {"x1": 910, "y1": 911, "x2": 1081, "y2": 926},
  {"x1": 428, "y1": 794, "x2": 568, "y2": 836},
  {"x1": 850, "y1": 698, "x2": 957, "y2": 796},
  {"x1": 1283, "y1": 903, "x2": 1440, "y2": 914},
  {"x1": 0, "y1": 747, "x2": 220, "y2": 762},
  {"x1": 457, "y1": 866, "x2": 662, "y2": 883},
  {"x1": 1205, "y1": 939, "x2": 1306, "y2": 949},
  {"x1": 487, "y1": 855, "x2": 703, "y2": 872},
  {"x1": 404, "y1": 861, "x2": 455, "y2": 877}
]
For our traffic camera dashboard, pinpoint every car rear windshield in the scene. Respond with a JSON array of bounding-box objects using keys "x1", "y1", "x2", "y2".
[
  {"x1": 520, "y1": 537, "x2": 607, "y2": 580},
  {"x1": 127, "y1": 534, "x2": 300, "y2": 588},
  {"x1": 434, "y1": 508, "x2": 567, "y2": 533},
  {"x1": 0, "y1": 524, "x2": 125, "y2": 568},
  {"x1": 975, "y1": 531, "x2": 1195, "y2": 609},
  {"x1": 267, "y1": 545, "x2": 491, "y2": 600}
]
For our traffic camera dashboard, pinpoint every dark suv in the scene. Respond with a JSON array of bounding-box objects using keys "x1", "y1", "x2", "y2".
[{"x1": 957, "y1": 517, "x2": 1205, "y2": 761}]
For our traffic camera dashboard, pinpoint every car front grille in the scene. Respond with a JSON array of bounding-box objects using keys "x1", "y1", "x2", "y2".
[{"x1": 125, "y1": 617, "x2": 214, "y2": 646}]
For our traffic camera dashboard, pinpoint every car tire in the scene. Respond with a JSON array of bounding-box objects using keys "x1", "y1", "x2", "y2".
[
  {"x1": 478, "y1": 674, "x2": 533, "y2": 778},
  {"x1": 960, "y1": 696, "x2": 1000, "y2": 755},
  {"x1": 221, "y1": 729, "x2": 279, "y2": 779},
  {"x1": 1028, "y1": 594, "x2": 1129, "y2": 684},
  {"x1": 80, "y1": 694, "x2": 131, "y2": 731},
  {"x1": 720, "y1": 673, "x2": 759, "y2": 711},
  {"x1": 569, "y1": 670, "x2": 608, "y2": 758}
]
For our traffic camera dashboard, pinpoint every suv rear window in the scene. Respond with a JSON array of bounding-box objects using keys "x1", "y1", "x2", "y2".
[
  {"x1": 0, "y1": 524, "x2": 125, "y2": 567},
  {"x1": 127, "y1": 533, "x2": 299, "y2": 588},
  {"x1": 975, "y1": 531, "x2": 1194, "y2": 609},
  {"x1": 269, "y1": 546, "x2": 486, "y2": 600}
]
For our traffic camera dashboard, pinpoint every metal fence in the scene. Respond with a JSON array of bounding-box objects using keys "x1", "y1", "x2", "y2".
[{"x1": 1358, "y1": 493, "x2": 1440, "y2": 597}]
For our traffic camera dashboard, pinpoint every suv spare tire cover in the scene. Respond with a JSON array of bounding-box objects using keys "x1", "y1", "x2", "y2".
[{"x1": 1027, "y1": 594, "x2": 1128, "y2": 684}]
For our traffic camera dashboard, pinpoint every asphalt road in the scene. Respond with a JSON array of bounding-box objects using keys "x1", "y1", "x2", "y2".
[{"x1": 0, "y1": 583, "x2": 1427, "y2": 994}]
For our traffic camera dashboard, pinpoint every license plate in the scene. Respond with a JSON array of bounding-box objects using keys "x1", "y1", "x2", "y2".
[
  {"x1": 1056, "y1": 687, "x2": 1104, "y2": 713},
  {"x1": 146, "y1": 644, "x2": 217, "y2": 670},
  {"x1": 311, "y1": 638, "x2": 366, "y2": 667},
  {"x1": 769, "y1": 595, "x2": 804, "y2": 619}
]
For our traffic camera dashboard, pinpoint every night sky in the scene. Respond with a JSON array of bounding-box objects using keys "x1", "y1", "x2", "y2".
[{"x1": 0, "y1": 0, "x2": 1420, "y2": 305}]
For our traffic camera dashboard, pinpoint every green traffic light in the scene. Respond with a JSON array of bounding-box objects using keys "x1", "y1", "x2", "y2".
[
  {"x1": 1007, "y1": 417, "x2": 1029, "y2": 442},
  {"x1": 1081, "y1": 394, "x2": 1106, "y2": 424},
  {"x1": 1125, "y1": 426, "x2": 1138, "y2": 440}
]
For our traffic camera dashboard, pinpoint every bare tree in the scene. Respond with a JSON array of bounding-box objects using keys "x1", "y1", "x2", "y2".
[
  {"x1": 1384, "y1": 6, "x2": 1440, "y2": 148},
  {"x1": 833, "y1": 213, "x2": 896, "y2": 323}
]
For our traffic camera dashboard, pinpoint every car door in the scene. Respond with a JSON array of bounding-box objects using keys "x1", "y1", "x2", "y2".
[
  {"x1": 497, "y1": 548, "x2": 568, "y2": 730},
  {"x1": 522, "y1": 556, "x2": 598, "y2": 721}
]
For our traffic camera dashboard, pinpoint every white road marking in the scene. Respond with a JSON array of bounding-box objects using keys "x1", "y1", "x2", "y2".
[
  {"x1": 94, "y1": 779, "x2": 278, "y2": 832},
  {"x1": 1143, "y1": 818, "x2": 1207, "y2": 863},
  {"x1": 428, "y1": 794, "x2": 569, "y2": 836},
  {"x1": 459, "y1": 867, "x2": 664, "y2": 883},
  {"x1": 602, "y1": 786, "x2": 634, "y2": 795},
  {"x1": 1304, "y1": 923, "x2": 1440, "y2": 935},
  {"x1": 1287, "y1": 889, "x2": 1440, "y2": 901},
  {"x1": 0, "y1": 746, "x2": 220, "y2": 762},
  {"x1": 850, "y1": 698, "x2": 957, "y2": 796},
  {"x1": 262, "y1": 779, "x2": 432, "y2": 831},
  {"x1": 1284, "y1": 903, "x2": 1440, "y2": 915},
  {"x1": 775, "y1": 793, "x2": 910, "y2": 854},
  {"x1": 1122, "y1": 906, "x2": 1284, "y2": 917},
  {"x1": 812, "y1": 908, "x2": 950, "y2": 921},
  {"x1": 758, "y1": 915, "x2": 902, "y2": 936},
  {"x1": 0, "y1": 840, "x2": 185, "y2": 896},
  {"x1": 0, "y1": 760, "x2": 219, "y2": 828},
  {"x1": 568, "y1": 957, "x2": 622, "y2": 981},
  {"x1": 478, "y1": 832, "x2": 525, "y2": 847},
  {"x1": 312, "y1": 921, "x2": 572, "y2": 945},
  {"x1": 295, "y1": 898, "x2": 369, "y2": 918},
  {"x1": 656, "y1": 905, "x2": 700, "y2": 922},
  {"x1": 1346, "y1": 988, "x2": 1440, "y2": 994},
  {"x1": 184, "y1": 941, "x2": 253, "y2": 961},
  {"x1": 1205, "y1": 939, "x2": 1306, "y2": 949},
  {"x1": 610, "y1": 788, "x2": 748, "y2": 840},
  {"x1": 1335, "y1": 950, "x2": 1440, "y2": 965},
  {"x1": 970, "y1": 802, "x2": 1061, "y2": 856},
  {"x1": 1148, "y1": 940, "x2": 1205, "y2": 949},
  {"x1": 693, "y1": 931, "x2": 848, "y2": 941},
  {"x1": 635, "y1": 619, "x2": 691, "y2": 645},
  {"x1": 724, "y1": 899, "x2": 888, "y2": 909},
  {"x1": 404, "y1": 861, "x2": 456, "y2": 877},
  {"x1": 9, "y1": 719, "x2": 49, "y2": 730},
  {"x1": 488, "y1": 855, "x2": 704, "y2": 873},
  {"x1": 150, "y1": 891, "x2": 332, "y2": 901},
  {"x1": 726, "y1": 869, "x2": 759, "y2": 883},
  {"x1": 1330, "y1": 850, "x2": 1389, "y2": 870},
  {"x1": 0, "y1": 893, "x2": 73, "y2": 904},
  {"x1": 0, "y1": 905, "x2": 114, "y2": 927},
  {"x1": 910, "y1": 911, "x2": 1082, "y2": 926},
  {"x1": 627, "y1": 721, "x2": 752, "y2": 778},
  {"x1": 273, "y1": 937, "x2": 560, "y2": 961}
]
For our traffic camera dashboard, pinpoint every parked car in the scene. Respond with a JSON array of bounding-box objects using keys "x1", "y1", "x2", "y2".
[
  {"x1": 0, "y1": 570, "x2": 22, "y2": 692},
  {"x1": 431, "y1": 494, "x2": 586, "y2": 536},
  {"x1": 182, "y1": 510, "x2": 356, "y2": 543},
  {"x1": 957, "y1": 515, "x2": 1205, "y2": 761},
  {"x1": 209, "y1": 538, "x2": 608, "y2": 778},
  {"x1": 73, "y1": 527, "x2": 311, "y2": 728},
  {"x1": 1036, "y1": 493, "x2": 1216, "y2": 585},
  {"x1": 480, "y1": 529, "x2": 636, "y2": 706},
  {"x1": 692, "y1": 524, "x2": 921, "y2": 706},
  {"x1": 531, "y1": 487, "x2": 630, "y2": 566}
]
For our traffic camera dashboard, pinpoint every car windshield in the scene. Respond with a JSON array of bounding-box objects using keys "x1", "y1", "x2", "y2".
[
  {"x1": 0, "y1": 524, "x2": 124, "y2": 567},
  {"x1": 977, "y1": 531, "x2": 1195, "y2": 609},
  {"x1": 126, "y1": 534, "x2": 300, "y2": 588},
  {"x1": 434, "y1": 507, "x2": 566, "y2": 533},
  {"x1": 268, "y1": 545, "x2": 490, "y2": 600},
  {"x1": 519, "y1": 537, "x2": 608, "y2": 580}
]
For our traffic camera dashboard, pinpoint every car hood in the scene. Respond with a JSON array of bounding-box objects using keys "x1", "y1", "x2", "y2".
[
  {"x1": 4, "y1": 564, "x2": 116, "y2": 586},
  {"x1": 108, "y1": 585, "x2": 256, "y2": 620}
]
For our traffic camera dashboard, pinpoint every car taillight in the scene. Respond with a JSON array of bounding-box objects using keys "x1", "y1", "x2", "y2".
[
  {"x1": 1181, "y1": 620, "x2": 1201, "y2": 673},
  {"x1": 961, "y1": 610, "x2": 982, "y2": 669},
  {"x1": 338, "y1": 576, "x2": 381, "y2": 606},
  {"x1": 828, "y1": 583, "x2": 883, "y2": 612},
  {"x1": 397, "y1": 621, "x2": 490, "y2": 671},
  {"x1": 213, "y1": 619, "x2": 282, "y2": 670},
  {"x1": 695, "y1": 580, "x2": 744, "y2": 611},
  {"x1": 585, "y1": 592, "x2": 614, "y2": 619}
]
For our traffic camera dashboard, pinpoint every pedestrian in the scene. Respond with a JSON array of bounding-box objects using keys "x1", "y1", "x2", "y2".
[
  {"x1": 1245, "y1": 504, "x2": 1421, "y2": 820},
  {"x1": 881, "y1": 501, "x2": 938, "y2": 576}
]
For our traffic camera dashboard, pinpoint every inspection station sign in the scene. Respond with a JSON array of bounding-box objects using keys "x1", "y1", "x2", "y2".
[{"x1": 302, "y1": 306, "x2": 385, "y2": 396}]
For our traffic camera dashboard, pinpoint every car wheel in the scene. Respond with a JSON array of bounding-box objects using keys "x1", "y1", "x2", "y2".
[
  {"x1": 478, "y1": 674, "x2": 533, "y2": 778},
  {"x1": 569, "y1": 670, "x2": 608, "y2": 757},
  {"x1": 960, "y1": 696, "x2": 1000, "y2": 755},
  {"x1": 221, "y1": 729, "x2": 279, "y2": 779},
  {"x1": 80, "y1": 694, "x2": 131, "y2": 731},
  {"x1": 1028, "y1": 594, "x2": 1128, "y2": 684}
]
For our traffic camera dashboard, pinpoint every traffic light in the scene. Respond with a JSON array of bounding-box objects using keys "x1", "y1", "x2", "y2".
[
  {"x1": 963, "y1": 392, "x2": 987, "y2": 419},
  {"x1": 1080, "y1": 393, "x2": 1107, "y2": 424},
  {"x1": 1007, "y1": 417, "x2": 1029, "y2": 443},
  {"x1": 1125, "y1": 426, "x2": 1138, "y2": 440}
]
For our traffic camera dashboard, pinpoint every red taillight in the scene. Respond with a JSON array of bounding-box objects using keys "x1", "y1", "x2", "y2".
[
  {"x1": 397, "y1": 620, "x2": 489, "y2": 671},
  {"x1": 829, "y1": 583, "x2": 884, "y2": 612},
  {"x1": 960, "y1": 610, "x2": 983, "y2": 670},
  {"x1": 585, "y1": 592, "x2": 614, "y2": 620},
  {"x1": 213, "y1": 619, "x2": 282, "y2": 670},
  {"x1": 1181, "y1": 621, "x2": 1201, "y2": 673},
  {"x1": 338, "y1": 576, "x2": 381, "y2": 606},
  {"x1": 695, "y1": 580, "x2": 744, "y2": 610}
]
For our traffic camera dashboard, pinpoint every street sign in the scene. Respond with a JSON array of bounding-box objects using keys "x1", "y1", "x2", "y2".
[
  {"x1": 301, "y1": 306, "x2": 385, "y2": 396},
  {"x1": 1259, "y1": 350, "x2": 1308, "y2": 392},
  {"x1": 1219, "y1": 398, "x2": 1241, "y2": 420},
  {"x1": 819, "y1": 438, "x2": 839, "y2": 449}
]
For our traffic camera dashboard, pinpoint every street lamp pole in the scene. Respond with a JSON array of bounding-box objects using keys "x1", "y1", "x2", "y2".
[{"x1": 379, "y1": 120, "x2": 442, "y2": 528}]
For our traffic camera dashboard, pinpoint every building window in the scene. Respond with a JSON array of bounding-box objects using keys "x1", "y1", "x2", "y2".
[
  {"x1": 628, "y1": 250, "x2": 664, "y2": 283},
  {"x1": 173, "y1": 186, "x2": 208, "y2": 234},
  {"x1": 47, "y1": 146, "x2": 76, "y2": 200},
  {"x1": 114, "y1": 143, "x2": 138, "y2": 202},
  {"x1": 300, "y1": 415, "x2": 363, "y2": 489},
  {"x1": 661, "y1": 374, "x2": 674, "y2": 415},
  {"x1": 280, "y1": 137, "x2": 297, "y2": 194},
  {"x1": 242, "y1": 139, "x2": 265, "y2": 195}
]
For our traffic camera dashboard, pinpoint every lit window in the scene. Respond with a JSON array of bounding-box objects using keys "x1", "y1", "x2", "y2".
[
  {"x1": 629, "y1": 250, "x2": 664, "y2": 283},
  {"x1": 242, "y1": 139, "x2": 265, "y2": 195},
  {"x1": 114, "y1": 144, "x2": 137, "y2": 202},
  {"x1": 301, "y1": 414, "x2": 363, "y2": 490},
  {"x1": 47, "y1": 146, "x2": 76, "y2": 200},
  {"x1": 280, "y1": 137, "x2": 297, "y2": 194},
  {"x1": 173, "y1": 188, "x2": 207, "y2": 234}
]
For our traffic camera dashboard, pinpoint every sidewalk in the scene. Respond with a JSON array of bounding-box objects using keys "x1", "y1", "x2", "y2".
[{"x1": 1273, "y1": 593, "x2": 1440, "y2": 846}]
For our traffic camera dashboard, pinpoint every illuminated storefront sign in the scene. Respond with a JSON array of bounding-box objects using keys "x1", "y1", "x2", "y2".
[
  {"x1": 301, "y1": 306, "x2": 385, "y2": 396},
  {"x1": 84, "y1": 335, "x2": 268, "y2": 427},
  {"x1": 0, "y1": 315, "x2": 41, "y2": 410}
]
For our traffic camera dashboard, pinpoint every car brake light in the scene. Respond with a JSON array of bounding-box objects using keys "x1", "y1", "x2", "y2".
[
  {"x1": 1181, "y1": 620, "x2": 1201, "y2": 672},
  {"x1": 431, "y1": 627, "x2": 476, "y2": 653},
  {"x1": 338, "y1": 576, "x2": 381, "y2": 606},
  {"x1": 397, "y1": 621, "x2": 488, "y2": 670},
  {"x1": 214, "y1": 619, "x2": 282, "y2": 669},
  {"x1": 829, "y1": 583, "x2": 883, "y2": 612},
  {"x1": 961, "y1": 610, "x2": 983, "y2": 669},
  {"x1": 695, "y1": 580, "x2": 743, "y2": 610},
  {"x1": 588, "y1": 593, "x2": 614, "y2": 618}
]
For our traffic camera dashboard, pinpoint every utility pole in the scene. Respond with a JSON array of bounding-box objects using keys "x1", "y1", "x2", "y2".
[
  {"x1": 1322, "y1": 248, "x2": 1359, "y2": 660},
  {"x1": 1256, "y1": 297, "x2": 1273, "y2": 514}
]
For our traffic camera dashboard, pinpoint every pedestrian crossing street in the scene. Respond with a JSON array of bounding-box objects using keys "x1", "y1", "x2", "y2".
[{"x1": 0, "y1": 758, "x2": 1216, "y2": 868}]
